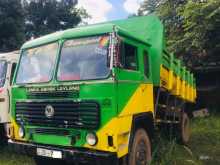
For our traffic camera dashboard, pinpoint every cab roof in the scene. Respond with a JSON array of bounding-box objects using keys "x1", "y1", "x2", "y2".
[
  {"x1": 0, "y1": 51, "x2": 20, "y2": 61},
  {"x1": 21, "y1": 14, "x2": 163, "y2": 50}
]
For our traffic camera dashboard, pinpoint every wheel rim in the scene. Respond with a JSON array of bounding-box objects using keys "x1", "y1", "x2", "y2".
[{"x1": 135, "y1": 140, "x2": 148, "y2": 165}]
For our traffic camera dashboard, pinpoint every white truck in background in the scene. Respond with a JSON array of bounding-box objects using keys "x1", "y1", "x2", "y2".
[{"x1": 0, "y1": 51, "x2": 19, "y2": 144}]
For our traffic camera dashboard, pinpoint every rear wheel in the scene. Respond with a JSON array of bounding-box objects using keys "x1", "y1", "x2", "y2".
[
  {"x1": 159, "y1": 112, "x2": 191, "y2": 144},
  {"x1": 128, "y1": 128, "x2": 152, "y2": 165},
  {"x1": 179, "y1": 112, "x2": 190, "y2": 144}
]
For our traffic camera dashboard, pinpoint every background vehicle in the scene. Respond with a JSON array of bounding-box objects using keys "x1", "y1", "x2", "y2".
[
  {"x1": 8, "y1": 15, "x2": 196, "y2": 165},
  {"x1": 0, "y1": 51, "x2": 19, "y2": 144}
]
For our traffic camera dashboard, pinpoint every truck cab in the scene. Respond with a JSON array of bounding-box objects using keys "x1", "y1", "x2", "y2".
[{"x1": 0, "y1": 51, "x2": 19, "y2": 143}]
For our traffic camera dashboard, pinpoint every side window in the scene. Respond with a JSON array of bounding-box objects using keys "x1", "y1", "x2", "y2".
[
  {"x1": 10, "y1": 63, "x2": 17, "y2": 85},
  {"x1": 143, "y1": 51, "x2": 150, "y2": 77},
  {"x1": 120, "y1": 42, "x2": 138, "y2": 70}
]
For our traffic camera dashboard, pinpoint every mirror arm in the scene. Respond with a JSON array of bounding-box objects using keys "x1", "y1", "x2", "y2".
[{"x1": 109, "y1": 26, "x2": 123, "y2": 70}]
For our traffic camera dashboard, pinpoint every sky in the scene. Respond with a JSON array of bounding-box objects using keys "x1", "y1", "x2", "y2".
[{"x1": 77, "y1": 0, "x2": 144, "y2": 24}]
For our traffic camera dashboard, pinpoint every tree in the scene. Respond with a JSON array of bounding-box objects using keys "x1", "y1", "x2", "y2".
[
  {"x1": 138, "y1": 0, "x2": 164, "y2": 15},
  {"x1": 138, "y1": 0, "x2": 187, "y2": 58},
  {"x1": 156, "y1": 0, "x2": 188, "y2": 62},
  {"x1": 23, "y1": 0, "x2": 88, "y2": 39},
  {"x1": 139, "y1": 0, "x2": 220, "y2": 67},
  {"x1": 180, "y1": 0, "x2": 220, "y2": 65},
  {"x1": 0, "y1": 0, "x2": 25, "y2": 52}
]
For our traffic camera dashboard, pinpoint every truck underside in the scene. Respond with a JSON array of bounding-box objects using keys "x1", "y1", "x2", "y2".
[{"x1": 0, "y1": 124, "x2": 7, "y2": 145}]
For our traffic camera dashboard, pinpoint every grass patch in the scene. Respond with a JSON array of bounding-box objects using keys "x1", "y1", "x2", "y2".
[
  {"x1": 0, "y1": 146, "x2": 34, "y2": 165},
  {"x1": 151, "y1": 114, "x2": 220, "y2": 165},
  {"x1": 0, "y1": 114, "x2": 219, "y2": 165},
  {"x1": 189, "y1": 115, "x2": 220, "y2": 165},
  {"x1": 151, "y1": 135, "x2": 203, "y2": 165}
]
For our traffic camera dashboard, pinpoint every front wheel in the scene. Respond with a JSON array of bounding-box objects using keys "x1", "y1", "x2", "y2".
[{"x1": 128, "y1": 129, "x2": 152, "y2": 165}]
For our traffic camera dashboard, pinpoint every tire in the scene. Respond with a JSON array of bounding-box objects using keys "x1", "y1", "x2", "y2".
[
  {"x1": 34, "y1": 156, "x2": 65, "y2": 165},
  {"x1": 0, "y1": 124, "x2": 7, "y2": 146},
  {"x1": 128, "y1": 128, "x2": 152, "y2": 165},
  {"x1": 179, "y1": 112, "x2": 190, "y2": 144}
]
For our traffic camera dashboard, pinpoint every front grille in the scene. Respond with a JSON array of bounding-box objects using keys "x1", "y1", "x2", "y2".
[
  {"x1": 31, "y1": 128, "x2": 70, "y2": 136},
  {"x1": 16, "y1": 100, "x2": 100, "y2": 129}
]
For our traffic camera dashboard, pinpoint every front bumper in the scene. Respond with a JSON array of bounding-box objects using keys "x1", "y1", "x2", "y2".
[{"x1": 8, "y1": 140, "x2": 118, "y2": 164}]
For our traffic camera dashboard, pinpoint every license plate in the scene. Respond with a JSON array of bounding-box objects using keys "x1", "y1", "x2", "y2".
[{"x1": 36, "y1": 148, "x2": 62, "y2": 159}]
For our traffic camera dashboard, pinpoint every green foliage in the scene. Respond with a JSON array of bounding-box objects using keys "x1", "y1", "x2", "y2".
[
  {"x1": 138, "y1": 0, "x2": 163, "y2": 15},
  {"x1": 0, "y1": 0, "x2": 88, "y2": 52},
  {"x1": 23, "y1": 0, "x2": 88, "y2": 39},
  {"x1": 139, "y1": 0, "x2": 220, "y2": 67},
  {"x1": 0, "y1": 0, "x2": 25, "y2": 52},
  {"x1": 180, "y1": 0, "x2": 220, "y2": 65},
  {"x1": 157, "y1": 0, "x2": 188, "y2": 63}
]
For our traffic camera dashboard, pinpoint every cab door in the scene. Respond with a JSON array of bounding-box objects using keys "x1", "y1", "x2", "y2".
[
  {"x1": 141, "y1": 49, "x2": 154, "y2": 115},
  {"x1": 115, "y1": 38, "x2": 143, "y2": 116}
]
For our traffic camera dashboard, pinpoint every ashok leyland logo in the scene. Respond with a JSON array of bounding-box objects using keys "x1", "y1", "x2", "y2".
[{"x1": 45, "y1": 105, "x2": 55, "y2": 118}]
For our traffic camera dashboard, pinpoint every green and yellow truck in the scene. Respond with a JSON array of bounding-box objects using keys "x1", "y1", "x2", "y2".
[{"x1": 8, "y1": 15, "x2": 196, "y2": 165}]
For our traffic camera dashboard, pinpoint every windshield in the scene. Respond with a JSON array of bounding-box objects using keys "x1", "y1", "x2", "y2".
[
  {"x1": 16, "y1": 43, "x2": 58, "y2": 84},
  {"x1": 0, "y1": 60, "x2": 7, "y2": 87},
  {"x1": 57, "y1": 36, "x2": 110, "y2": 81}
]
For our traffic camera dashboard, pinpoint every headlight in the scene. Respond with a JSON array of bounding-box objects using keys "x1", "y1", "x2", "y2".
[
  {"x1": 18, "y1": 126, "x2": 25, "y2": 138},
  {"x1": 86, "y1": 132, "x2": 97, "y2": 146}
]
